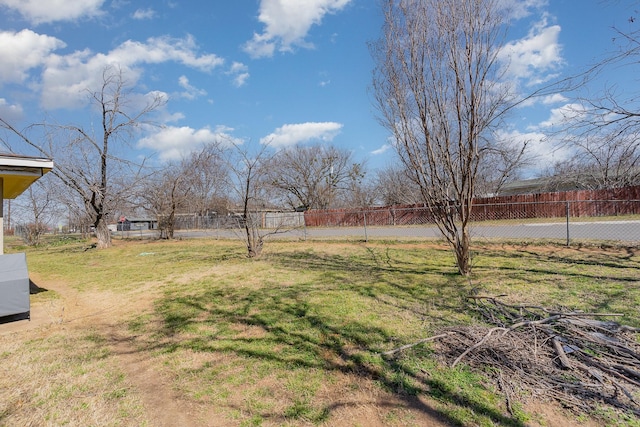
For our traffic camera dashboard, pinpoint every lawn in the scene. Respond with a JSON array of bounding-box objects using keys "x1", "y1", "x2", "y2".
[{"x1": 1, "y1": 235, "x2": 639, "y2": 426}]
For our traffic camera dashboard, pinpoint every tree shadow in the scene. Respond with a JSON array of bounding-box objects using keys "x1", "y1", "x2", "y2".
[{"x1": 133, "y1": 247, "x2": 526, "y2": 426}]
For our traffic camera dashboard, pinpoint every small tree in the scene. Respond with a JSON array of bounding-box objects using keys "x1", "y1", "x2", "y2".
[
  {"x1": 371, "y1": 0, "x2": 512, "y2": 274},
  {"x1": 12, "y1": 179, "x2": 57, "y2": 246},
  {"x1": 139, "y1": 142, "x2": 229, "y2": 239},
  {"x1": 140, "y1": 163, "x2": 188, "y2": 239},
  {"x1": 374, "y1": 164, "x2": 423, "y2": 206},
  {"x1": 225, "y1": 142, "x2": 274, "y2": 258},
  {"x1": 179, "y1": 142, "x2": 230, "y2": 216}
]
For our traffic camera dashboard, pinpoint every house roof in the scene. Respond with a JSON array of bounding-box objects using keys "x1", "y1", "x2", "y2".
[{"x1": 0, "y1": 153, "x2": 54, "y2": 199}]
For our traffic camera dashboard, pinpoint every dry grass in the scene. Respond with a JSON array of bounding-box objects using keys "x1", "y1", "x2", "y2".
[{"x1": 0, "y1": 328, "x2": 146, "y2": 426}]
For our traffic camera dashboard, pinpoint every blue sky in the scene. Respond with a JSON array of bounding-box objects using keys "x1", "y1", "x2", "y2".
[{"x1": 0, "y1": 0, "x2": 637, "y2": 174}]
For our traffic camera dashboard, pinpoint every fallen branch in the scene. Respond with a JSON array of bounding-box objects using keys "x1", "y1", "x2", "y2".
[
  {"x1": 381, "y1": 332, "x2": 455, "y2": 357},
  {"x1": 452, "y1": 327, "x2": 506, "y2": 367},
  {"x1": 552, "y1": 336, "x2": 572, "y2": 369},
  {"x1": 433, "y1": 296, "x2": 640, "y2": 418}
]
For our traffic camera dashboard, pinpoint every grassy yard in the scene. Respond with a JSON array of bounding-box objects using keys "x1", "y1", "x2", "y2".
[{"x1": 2, "y1": 236, "x2": 639, "y2": 426}]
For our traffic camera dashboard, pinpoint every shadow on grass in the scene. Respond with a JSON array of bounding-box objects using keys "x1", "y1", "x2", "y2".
[
  {"x1": 472, "y1": 247, "x2": 640, "y2": 321},
  {"x1": 269, "y1": 249, "x2": 469, "y2": 320},
  {"x1": 134, "y1": 246, "x2": 526, "y2": 426},
  {"x1": 476, "y1": 246, "x2": 640, "y2": 283}
]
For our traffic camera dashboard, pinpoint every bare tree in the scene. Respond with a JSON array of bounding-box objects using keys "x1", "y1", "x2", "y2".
[
  {"x1": 374, "y1": 164, "x2": 423, "y2": 206},
  {"x1": 12, "y1": 178, "x2": 58, "y2": 246},
  {"x1": 180, "y1": 142, "x2": 230, "y2": 216},
  {"x1": 139, "y1": 142, "x2": 229, "y2": 239},
  {"x1": 139, "y1": 162, "x2": 188, "y2": 239},
  {"x1": 268, "y1": 144, "x2": 364, "y2": 210},
  {"x1": 336, "y1": 172, "x2": 377, "y2": 208},
  {"x1": 371, "y1": 0, "x2": 512, "y2": 274},
  {"x1": 1, "y1": 66, "x2": 165, "y2": 248},
  {"x1": 553, "y1": 88, "x2": 640, "y2": 189},
  {"x1": 226, "y1": 143, "x2": 274, "y2": 258},
  {"x1": 548, "y1": 3, "x2": 640, "y2": 189}
]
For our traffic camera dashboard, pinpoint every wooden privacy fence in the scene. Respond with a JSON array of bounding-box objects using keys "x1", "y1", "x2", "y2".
[{"x1": 304, "y1": 186, "x2": 640, "y2": 227}]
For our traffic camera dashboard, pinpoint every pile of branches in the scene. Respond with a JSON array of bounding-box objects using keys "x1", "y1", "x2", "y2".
[{"x1": 387, "y1": 296, "x2": 640, "y2": 417}]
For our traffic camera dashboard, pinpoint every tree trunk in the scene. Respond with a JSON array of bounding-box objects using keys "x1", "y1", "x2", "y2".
[
  {"x1": 94, "y1": 217, "x2": 112, "y2": 249},
  {"x1": 454, "y1": 230, "x2": 471, "y2": 276},
  {"x1": 167, "y1": 210, "x2": 175, "y2": 239}
]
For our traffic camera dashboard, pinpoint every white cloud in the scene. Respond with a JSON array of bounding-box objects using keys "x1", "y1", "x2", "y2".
[
  {"x1": 0, "y1": 0, "x2": 105, "y2": 24},
  {"x1": 535, "y1": 103, "x2": 584, "y2": 129},
  {"x1": 0, "y1": 98, "x2": 24, "y2": 122},
  {"x1": 498, "y1": 0, "x2": 547, "y2": 20},
  {"x1": 541, "y1": 93, "x2": 568, "y2": 105},
  {"x1": 178, "y1": 75, "x2": 207, "y2": 100},
  {"x1": 109, "y1": 35, "x2": 223, "y2": 72},
  {"x1": 0, "y1": 29, "x2": 65, "y2": 84},
  {"x1": 498, "y1": 16, "x2": 563, "y2": 86},
  {"x1": 227, "y1": 62, "x2": 250, "y2": 87},
  {"x1": 40, "y1": 35, "x2": 224, "y2": 109},
  {"x1": 243, "y1": 0, "x2": 353, "y2": 58},
  {"x1": 371, "y1": 144, "x2": 391, "y2": 155},
  {"x1": 138, "y1": 125, "x2": 241, "y2": 161},
  {"x1": 495, "y1": 128, "x2": 569, "y2": 167},
  {"x1": 132, "y1": 8, "x2": 156, "y2": 20},
  {"x1": 260, "y1": 122, "x2": 343, "y2": 148}
]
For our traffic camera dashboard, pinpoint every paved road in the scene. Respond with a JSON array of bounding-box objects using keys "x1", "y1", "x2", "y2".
[{"x1": 173, "y1": 219, "x2": 640, "y2": 243}]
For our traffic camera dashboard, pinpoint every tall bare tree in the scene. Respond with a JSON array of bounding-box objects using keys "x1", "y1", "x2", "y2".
[
  {"x1": 371, "y1": 0, "x2": 511, "y2": 274},
  {"x1": 0, "y1": 66, "x2": 165, "y2": 248},
  {"x1": 268, "y1": 144, "x2": 364, "y2": 210},
  {"x1": 226, "y1": 142, "x2": 274, "y2": 258}
]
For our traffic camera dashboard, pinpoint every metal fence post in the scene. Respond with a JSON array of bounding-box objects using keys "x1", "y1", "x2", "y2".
[
  {"x1": 363, "y1": 212, "x2": 368, "y2": 242},
  {"x1": 566, "y1": 200, "x2": 570, "y2": 246}
]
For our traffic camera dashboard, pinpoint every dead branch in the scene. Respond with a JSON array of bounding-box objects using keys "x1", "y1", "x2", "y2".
[
  {"x1": 432, "y1": 296, "x2": 640, "y2": 418},
  {"x1": 552, "y1": 336, "x2": 572, "y2": 369},
  {"x1": 381, "y1": 332, "x2": 455, "y2": 357}
]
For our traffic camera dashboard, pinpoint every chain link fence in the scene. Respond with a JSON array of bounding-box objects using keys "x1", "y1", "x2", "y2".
[
  {"x1": 11, "y1": 200, "x2": 639, "y2": 246},
  {"x1": 295, "y1": 200, "x2": 640, "y2": 245},
  {"x1": 166, "y1": 200, "x2": 640, "y2": 245}
]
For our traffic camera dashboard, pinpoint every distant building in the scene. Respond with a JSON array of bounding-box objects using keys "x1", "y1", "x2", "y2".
[
  {"x1": 498, "y1": 177, "x2": 584, "y2": 196},
  {"x1": 117, "y1": 216, "x2": 157, "y2": 231}
]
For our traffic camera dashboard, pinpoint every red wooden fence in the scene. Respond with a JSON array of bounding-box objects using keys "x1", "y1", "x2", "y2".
[{"x1": 304, "y1": 186, "x2": 640, "y2": 227}]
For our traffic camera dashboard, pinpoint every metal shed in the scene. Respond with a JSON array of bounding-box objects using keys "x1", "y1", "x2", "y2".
[
  {"x1": 0, "y1": 153, "x2": 53, "y2": 322},
  {"x1": 0, "y1": 253, "x2": 30, "y2": 319}
]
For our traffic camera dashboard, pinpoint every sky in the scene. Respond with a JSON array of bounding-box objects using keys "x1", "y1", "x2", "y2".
[{"x1": 0, "y1": 0, "x2": 638, "y2": 176}]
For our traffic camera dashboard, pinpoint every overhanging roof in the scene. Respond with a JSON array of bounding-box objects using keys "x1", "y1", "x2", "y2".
[{"x1": 0, "y1": 153, "x2": 54, "y2": 199}]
